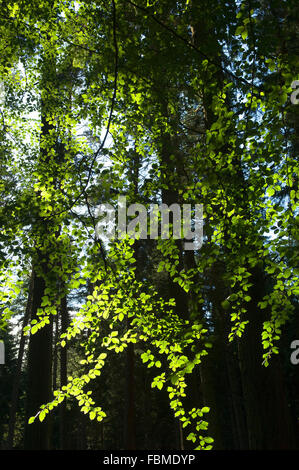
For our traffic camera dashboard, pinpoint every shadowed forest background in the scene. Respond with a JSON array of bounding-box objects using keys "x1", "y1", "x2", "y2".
[{"x1": 0, "y1": 0, "x2": 298, "y2": 451}]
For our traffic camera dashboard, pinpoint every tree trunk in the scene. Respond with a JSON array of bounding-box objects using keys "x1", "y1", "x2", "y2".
[
  {"x1": 59, "y1": 294, "x2": 69, "y2": 449},
  {"x1": 24, "y1": 50, "x2": 57, "y2": 450},
  {"x1": 238, "y1": 268, "x2": 296, "y2": 449},
  {"x1": 24, "y1": 269, "x2": 53, "y2": 449},
  {"x1": 7, "y1": 273, "x2": 33, "y2": 449},
  {"x1": 124, "y1": 342, "x2": 136, "y2": 449}
]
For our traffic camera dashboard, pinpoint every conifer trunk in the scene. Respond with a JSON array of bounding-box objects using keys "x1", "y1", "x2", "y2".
[
  {"x1": 7, "y1": 273, "x2": 33, "y2": 449},
  {"x1": 24, "y1": 49, "x2": 57, "y2": 450},
  {"x1": 24, "y1": 270, "x2": 53, "y2": 449}
]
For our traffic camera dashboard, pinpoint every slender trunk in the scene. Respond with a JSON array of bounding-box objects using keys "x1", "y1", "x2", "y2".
[
  {"x1": 224, "y1": 343, "x2": 249, "y2": 449},
  {"x1": 124, "y1": 342, "x2": 136, "y2": 449},
  {"x1": 59, "y1": 295, "x2": 69, "y2": 449},
  {"x1": 160, "y1": 110, "x2": 189, "y2": 321},
  {"x1": 7, "y1": 273, "x2": 33, "y2": 449},
  {"x1": 52, "y1": 314, "x2": 59, "y2": 391},
  {"x1": 24, "y1": 50, "x2": 57, "y2": 450},
  {"x1": 123, "y1": 149, "x2": 139, "y2": 450}
]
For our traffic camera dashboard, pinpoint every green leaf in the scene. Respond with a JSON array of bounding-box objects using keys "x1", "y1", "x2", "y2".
[
  {"x1": 31, "y1": 325, "x2": 38, "y2": 335},
  {"x1": 202, "y1": 407, "x2": 210, "y2": 413}
]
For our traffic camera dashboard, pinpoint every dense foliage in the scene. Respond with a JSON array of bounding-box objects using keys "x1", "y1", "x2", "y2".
[{"x1": 0, "y1": 0, "x2": 298, "y2": 450}]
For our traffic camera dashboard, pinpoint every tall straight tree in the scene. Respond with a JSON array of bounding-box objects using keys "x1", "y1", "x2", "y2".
[{"x1": 24, "y1": 44, "x2": 58, "y2": 449}]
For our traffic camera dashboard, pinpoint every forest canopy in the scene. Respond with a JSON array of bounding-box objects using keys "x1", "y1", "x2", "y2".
[{"x1": 0, "y1": 0, "x2": 298, "y2": 451}]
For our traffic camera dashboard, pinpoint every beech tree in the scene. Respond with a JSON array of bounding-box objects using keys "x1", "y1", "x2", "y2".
[{"x1": 0, "y1": 0, "x2": 298, "y2": 451}]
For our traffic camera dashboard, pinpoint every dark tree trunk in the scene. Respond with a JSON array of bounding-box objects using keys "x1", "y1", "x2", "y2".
[
  {"x1": 59, "y1": 295, "x2": 69, "y2": 449},
  {"x1": 224, "y1": 343, "x2": 249, "y2": 449},
  {"x1": 124, "y1": 342, "x2": 136, "y2": 449},
  {"x1": 7, "y1": 273, "x2": 33, "y2": 449},
  {"x1": 123, "y1": 149, "x2": 140, "y2": 450},
  {"x1": 24, "y1": 51, "x2": 57, "y2": 449},
  {"x1": 24, "y1": 269, "x2": 53, "y2": 449},
  {"x1": 238, "y1": 268, "x2": 296, "y2": 449}
]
